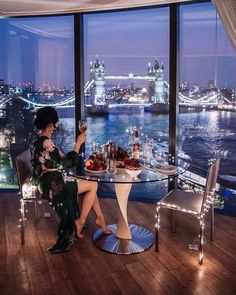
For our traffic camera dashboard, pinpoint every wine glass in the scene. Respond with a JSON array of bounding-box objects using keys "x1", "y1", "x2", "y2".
[
  {"x1": 78, "y1": 120, "x2": 87, "y2": 133},
  {"x1": 92, "y1": 141, "x2": 98, "y2": 155}
]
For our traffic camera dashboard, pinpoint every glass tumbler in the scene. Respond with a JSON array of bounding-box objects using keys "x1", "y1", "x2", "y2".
[{"x1": 107, "y1": 158, "x2": 117, "y2": 175}]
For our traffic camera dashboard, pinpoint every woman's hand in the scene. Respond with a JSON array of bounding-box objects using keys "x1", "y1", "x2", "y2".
[
  {"x1": 77, "y1": 133, "x2": 86, "y2": 145},
  {"x1": 74, "y1": 133, "x2": 86, "y2": 153}
]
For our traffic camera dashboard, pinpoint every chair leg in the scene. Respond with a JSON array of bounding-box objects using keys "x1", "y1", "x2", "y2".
[
  {"x1": 199, "y1": 216, "x2": 205, "y2": 265},
  {"x1": 210, "y1": 203, "x2": 214, "y2": 241},
  {"x1": 171, "y1": 209, "x2": 175, "y2": 233},
  {"x1": 155, "y1": 207, "x2": 160, "y2": 252},
  {"x1": 20, "y1": 199, "x2": 25, "y2": 245}
]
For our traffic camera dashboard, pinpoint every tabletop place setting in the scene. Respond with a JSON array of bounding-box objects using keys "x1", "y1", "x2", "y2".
[{"x1": 79, "y1": 122, "x2": 181, "y2": 181}]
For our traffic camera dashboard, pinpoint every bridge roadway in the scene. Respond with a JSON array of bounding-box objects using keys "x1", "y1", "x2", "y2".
[
  {"x1": 0, "y1": 77, "x2": 230, "y2": 109},
  {"x1": 0, "y1": 93, "x2": 228, "y2": 109}
]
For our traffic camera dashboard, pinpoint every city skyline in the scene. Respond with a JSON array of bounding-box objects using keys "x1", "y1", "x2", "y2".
[{"x1": 0, "y1": 2, "x2": 235, "y2": 89}]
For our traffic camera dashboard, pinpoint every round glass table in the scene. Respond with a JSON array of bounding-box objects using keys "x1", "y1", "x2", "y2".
[{"x1": 70, "y1": 164, "x2": 185, "y2": 255}]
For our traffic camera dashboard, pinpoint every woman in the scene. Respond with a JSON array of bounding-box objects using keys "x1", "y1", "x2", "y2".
[{"x1": 32, "y1": 106, "x2": 111, "y2": 254}]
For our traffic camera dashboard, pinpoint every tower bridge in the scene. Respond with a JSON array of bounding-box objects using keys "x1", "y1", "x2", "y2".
[{"x1": 89, "y1": 57, "x2": 167, "y2": 105}]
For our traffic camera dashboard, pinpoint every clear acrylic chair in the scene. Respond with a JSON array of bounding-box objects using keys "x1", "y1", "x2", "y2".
[
  {"x1": 15, "y1": 149, "x2": 49, "y2": 245},
  {"x1": 155, "y1": 158, "x2": 220, "y2": 264}
]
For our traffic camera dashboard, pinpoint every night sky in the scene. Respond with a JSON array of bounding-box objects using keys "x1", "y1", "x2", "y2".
[{"x1": 0, "y1": 1, "x2": 235, "y2": 89}]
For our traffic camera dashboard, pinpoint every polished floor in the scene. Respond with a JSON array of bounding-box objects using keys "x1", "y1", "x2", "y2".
[{"x1": 0, "y1": 192, "x2": 236, "y2": 295}]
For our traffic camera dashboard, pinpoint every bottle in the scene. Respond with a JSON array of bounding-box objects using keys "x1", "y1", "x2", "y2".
[
  {"x1": 133, "y1": 130, "x2": 140, "y2": 161},
  {"x1": 102, "y1": 142, "x2": 109, "y2": 160},
  {"x1": 109, "y1": 141, "x2": 116, "y2": 159},
  {"x1": 107, "y1": 141, "x2": 117, "y2": 175}
]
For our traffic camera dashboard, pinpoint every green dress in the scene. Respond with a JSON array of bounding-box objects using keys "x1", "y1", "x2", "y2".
[{"x1": 31, "y1": 135, "x2": 80, "y2": 247}]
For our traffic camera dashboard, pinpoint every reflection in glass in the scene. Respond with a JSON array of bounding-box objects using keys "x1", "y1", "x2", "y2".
[{"x1": 0, "y1": 16, "x2": 74, "y2": 188}]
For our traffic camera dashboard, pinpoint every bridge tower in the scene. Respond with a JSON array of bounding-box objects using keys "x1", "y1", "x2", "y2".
[
  {"x1": 148, "y1": 59, "x2": 165, "y2": 103},
  {"x1": 89, "y1": 57, "x2": 106, "y2": 105}
]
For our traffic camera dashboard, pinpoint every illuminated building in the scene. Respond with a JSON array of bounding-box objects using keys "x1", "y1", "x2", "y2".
[{"x1": 90, "y1": 57, "x2": 106, "y2": 105}]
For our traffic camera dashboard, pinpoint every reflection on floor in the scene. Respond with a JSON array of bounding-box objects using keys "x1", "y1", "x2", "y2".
[{"x1": 0, "y1": 192, "x2": 236, "y2": 295}]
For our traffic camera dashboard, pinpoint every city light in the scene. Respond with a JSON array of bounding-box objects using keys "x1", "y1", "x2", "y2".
[{"x1": 0, "y1": 3, "x2": 236, "y2": 216}]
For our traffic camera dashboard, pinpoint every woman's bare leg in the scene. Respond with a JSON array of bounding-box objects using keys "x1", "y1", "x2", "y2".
[
  {"x1": 92, "y1": 197, "x2": 112, "y2": 234},
  {"x1": 74, "y1": 179, "x2": 111, "y2": 237},
  {"x1": 74, "y1": 179, "x2": 97, "y2": 238}
]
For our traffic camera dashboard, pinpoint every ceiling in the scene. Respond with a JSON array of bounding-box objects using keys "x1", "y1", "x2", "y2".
[{"x1": 0, "y1": 0, "x2": 192, "y2": 16}]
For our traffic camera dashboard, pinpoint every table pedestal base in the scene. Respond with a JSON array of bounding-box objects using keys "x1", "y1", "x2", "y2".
[{"x1": 93, "y1": 224, "x2": 154, "y2": 254}]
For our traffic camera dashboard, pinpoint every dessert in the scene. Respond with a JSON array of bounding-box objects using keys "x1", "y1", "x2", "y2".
[
  {"x1": 124, "y1": 158, "x2": 141, "y2": 170},
  {"x1": 85, "y1": 154, "x2": 107, "y2": 171},
  {"x1": 115, "y1": 147, "x2": 130, "y2": 168}
]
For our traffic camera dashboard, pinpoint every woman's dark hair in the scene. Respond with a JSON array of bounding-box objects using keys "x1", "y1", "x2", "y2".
[{"x1": 34, "y1": 106, "x2": 59, "y2": 130}]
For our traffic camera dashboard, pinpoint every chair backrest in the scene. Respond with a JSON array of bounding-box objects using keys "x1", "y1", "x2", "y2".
[
  {"x1": 201, "y1": 158, "x2": 220, "y2": 214},
  {"x1": 15, "y1": 149, "x2": 32, "y2": 193}
]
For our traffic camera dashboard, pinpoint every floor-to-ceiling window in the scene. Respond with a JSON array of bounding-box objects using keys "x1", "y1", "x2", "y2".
[
  {"x1": 83, "y1": 7, "x2": 170, "y2": 200},
  {"x1": 0, "y1": 16, "x2": 74, "y2": 188},
  {"x1": 1, "y1": 2, "x2": 235, "y2": 214},
  {"x1": 179, "y1": 2, "x2": 236, "y2": 214}
]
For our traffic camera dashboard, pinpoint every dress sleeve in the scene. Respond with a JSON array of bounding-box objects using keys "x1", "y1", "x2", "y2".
[
  {"x1": 34, "y1": 137, "x2": 80, "y2": 169},
  {"x1": 61, "y1": 151, "x2": 80, "y2": 168}
]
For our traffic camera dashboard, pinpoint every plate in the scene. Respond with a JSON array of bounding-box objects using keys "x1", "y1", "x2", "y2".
[
  {"x1": 156, "y1": 164, "x2": 177, "y2": 175},
  {"x1": 125, "y1": 168, "x2": 142, "y2": 178},
  {"x1": 84, "y1": 167, "x2": 107, "y2": 174}
]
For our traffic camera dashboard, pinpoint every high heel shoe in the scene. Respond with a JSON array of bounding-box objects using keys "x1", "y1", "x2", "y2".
[
  {"x1": 95, "y1": 217, "x2": 112, "y2": 235},
  {"x1": 47, "y1": 234, "x2": 75, "y2": 254},
  {"x1": 47, "y1": 242, "x2": 72, "y2": 254}
]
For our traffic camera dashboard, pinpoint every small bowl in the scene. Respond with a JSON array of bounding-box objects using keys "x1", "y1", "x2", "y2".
[
  {"x1": 125, "y1": 168, "x2": 142, "y2": 178},
  {"x1": 84, "y1": 167, "x2": 107, "y2": 174}
]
